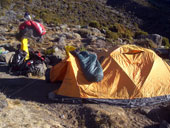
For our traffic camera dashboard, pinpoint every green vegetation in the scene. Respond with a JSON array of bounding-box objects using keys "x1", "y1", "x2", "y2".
[
  {"x1": 0, "y1": 0, "x2": 11, "y2": 9},
  {"x1": 2, "y1": 0, "x2": 167, "y2": 44},
  {"x1": 106, "y1": 30, "x2": 119, "y2": 40},
  {"x1": 79, "y1": 46, "x2": 87, "y2": 51},
  {"x1": 0, "y1": 10, "x2": 5, "y2": 17},
  {"x1": 162, "y1": 37, "x2": 170, "y2": 48},
  {"x1": 135, "y1": 39, "x2": 157, "y2": 49},
  {"x1": 29, "y1": 0, "x2": 33, "y2": 4},
  {"x1": 89, "y1": 21, "x2": 100, "y2": 29},
  {"x1": 105, "y1": 23, "x2": 134, "y2": 40},
  {"x1": 135, "y1": 30, "x2": 149, "y2": 38},
  {"x1": 6, "y1": 0, "x2": 136, "y2": 31}
]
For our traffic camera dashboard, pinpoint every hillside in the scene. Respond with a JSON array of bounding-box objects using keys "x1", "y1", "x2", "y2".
[
  {"x1": 106, "y1": 0, "x2": 170, "y2": 39},
  {"x1": 0, "y1": 0, "x2": 170, "y2": 47}
]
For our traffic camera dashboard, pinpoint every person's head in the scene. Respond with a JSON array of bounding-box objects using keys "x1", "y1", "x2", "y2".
[{"x1": 24, "y1": 12, "x2": 31, "y2": 20}]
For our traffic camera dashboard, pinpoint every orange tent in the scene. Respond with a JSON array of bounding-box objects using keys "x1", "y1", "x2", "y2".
[{"x1": 50, "y1": 45, "x2": 170, "y2": 106}]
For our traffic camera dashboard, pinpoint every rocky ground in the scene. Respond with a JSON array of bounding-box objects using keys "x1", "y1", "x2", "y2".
[
  {"x1": 0, "y1": 21, "x2": 170, "y2": 128},
  {"x1": 0, "y1": 0, "x2": 170, "y2": 127}
]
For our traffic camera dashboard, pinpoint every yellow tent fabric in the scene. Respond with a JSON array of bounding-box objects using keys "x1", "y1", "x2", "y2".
[{"x1": 50, "y1": 45, "x2": 170, "y2": 99}]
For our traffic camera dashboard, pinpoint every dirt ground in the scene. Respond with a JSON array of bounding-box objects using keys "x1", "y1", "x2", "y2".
[{"x1": 0, "y1": 65, "x2": 170, "y2": 128}]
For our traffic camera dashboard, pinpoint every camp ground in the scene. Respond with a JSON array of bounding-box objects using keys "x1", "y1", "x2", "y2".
[
  {"x1": 1, "y1": 44, "x2": 170, "y2": 108},
  {"x1": 46, "y1": 45, "x2": 170, "y2": 107}
]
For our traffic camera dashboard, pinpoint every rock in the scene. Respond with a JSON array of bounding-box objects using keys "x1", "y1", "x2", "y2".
[
  {"x1": 148, "y1": 34, "x2": 163, "y2": 47},
  {"x1": 137, "y1": 107, "x2": 155, "y2": 115},
  {"x1": 75, "y1": 25, "x2": 81, "y2": 29},
  {"x1": 73, "y1": 33, "x2": 81, "y2": 40},
  {"x1": 48, "y1": 91, "x2": 56, "y2": 100},
  {"x1": 0, "y1": 93, "x2": 8, "y2": 111},
  {"x1": 63, "y1": 32, "x2": 75, "y2": 40},
  {"x1": 0, "y1": 35, "x2": 7, "y2": 41},
  {"x1": 52, "y1": 46, "x2": 66, "y2": 59},
  {"x1": 35, "y1": 62, "x2": 47, "y2": 77},
  {"x1": 2, "y1": 44, "x2": 16, "y2": 52},
  {"x1": 3, "y1": 52, "x2": 14, "y2": 64},
  {"x1": 97, "y1": 36, "x2": 106, "y2": 41},
  {"x1": 74, "y1": 29, "x2": 91, "y2": 38},
  {"x1": 159, "y1": 120, "x2": 170, "y2": 128},
  {"x1": 50, "y1": 34, "x2": 59, "y2": 41},
  {"x1": 101, "y1": 29, "x2": 106, "y2": 34},
  {"x1": 87, "y1": 35, "x2": 98, "y2": 42},
  {"x1": 55, "y1": 26, "x2": 60, "y2": 31},
  {"x1": 90, "y1": 28, "x2": 102, "y2": 35},
  {"x1": 0, "y1": 10, "x2": 18, "y2": 23},
  {"x1": 58, "y1": 35, "x2": 66, "y2": 44},
  {"x1": 154, "y1": 48, "x2": 170, "y2": 59},
  {"x1": 118, "y1": 38, "x2": 123, "y2": 44},
  {"x1": 0, "y1": 47, "x2": 6, "y2": 53},
  {"x1": 81, "y1": 25, "x2": 89, "y2": 29},
  {"x1": 93, "y1": 39, "x2": 108, "y2": 49},
  {"x1": 0, "y1": 26, "x2": 8, "y2": 33},
  {"x1": 60, "y1": 24, "x2": 68, "y2": 31}
]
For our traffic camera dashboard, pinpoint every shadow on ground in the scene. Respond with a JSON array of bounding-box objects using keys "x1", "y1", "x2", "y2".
[
  {"x1": 0, "y1": 66, "x2": 8, "y2": 73},
  {"x1": 0, "y1": 77, "x2": 61, "y2": 103}
]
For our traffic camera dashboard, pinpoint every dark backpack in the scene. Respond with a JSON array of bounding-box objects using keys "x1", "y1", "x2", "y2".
[
  {"x1": 8, "y1": 50, "x2": 27, "y2": 74},
  {"x1": 9, "y1": 49, "x2": 46, "y2": 76}
]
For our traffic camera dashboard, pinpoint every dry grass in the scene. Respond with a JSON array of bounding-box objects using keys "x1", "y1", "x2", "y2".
[{"x1": 0, "y1": 99, "x2": 62, "y2": 128}]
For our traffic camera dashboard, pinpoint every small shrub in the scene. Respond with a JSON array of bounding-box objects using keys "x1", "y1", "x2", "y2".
[
  {"x1": 106, "y1": 30, "x2": 119, "y2": 40},
  {"x1": 40, "y1": 10, "x2": 61, "y2": 25},
  {"x1": 135, "y1": 30, "x2": 148, "y2": 38},
  {"x1": 16, "y1": 14, "x2": 23, "y2": 20},
  {"x1": 134, "y1": 39, "x2": 157, "y2": 48},
  {"x1": 29, "y1": 0, "x2": 33, "y2": 4},
  {"x1": 134, "y1": 23, "x2": 140, "y2": 30},
  {"x1": 0, "y1": 0, "x2": 11, "y2": 9},
  {"x1": 89, "y1": 21, "x2": 100, "y2": 29},
  {"x1": 79, "y1": 46, "x2": 87, "y2": 51},
  {"x1": 109, "y1": 23, "x2": 134, "y2": 39},
  {"x1": 0, "y1": 10, "x2": 5, "y2": 16},
  {"x1": 162, "y1": 37, "x2": 170, "y2": 48},
  {"x1": 109, "y1": 25, "x2": 118, "y2": 32}
]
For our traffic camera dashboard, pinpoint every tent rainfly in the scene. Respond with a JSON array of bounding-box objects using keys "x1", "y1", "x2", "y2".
[{"x1": 49, "y1": 45, "x2": 170, "y2": 107}]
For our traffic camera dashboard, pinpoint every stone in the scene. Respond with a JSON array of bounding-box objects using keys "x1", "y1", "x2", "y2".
[
  {"x1": 97, "y1": 36, "x2": 106, "y2": 41},
  {"x1": 159, "y1": 120, "x2": 170, "y2": 128},
  {"x1": 48, "y1": 92, "x2": 56, "y2": 100},
  {"x1": 118, "y1": 38, "x2": 123, "y2": 44},
  {"x1": 0, "y1": 93, "x2": 8, "y2": 111},
  {"x1": 3, "y1": 52, "x2": 15, "y2": 64},
  {"x1": 148, "y1": 34, "x2": 163, "y2": 47},
  {"x1": 74, "y1": 29, "x2": 91, "y2": 38},
  {"x1": 87, "y1": 35, "x2": 98, "y2": 42},
  {"x1": 0, "y1": 36, "x2": 7, "y2": 41},
  {"x1": 55, "y1": 26, "x2": 60, "y2": 31},
  {"x1": 0, "y1": 26, "x2": 8, "y2": 33},
  {"x1": 91, "y1": 28, "x2": 102, "y2": 35},
  {"x1": 58, "y1": 35, "x2": 66, "y2": 44},
  {"x1": 73, "y1": 33, "x2": 81, "y2": 40},
  {"x1": 63, "y1": 32, "x2": 75, "y2": 40},
  {"x1": 60, "y1": 24, "x2": 68, "y2": 31},
  {"x1": 75, "y1": 25, "x2": 81, "y2": 29}
]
